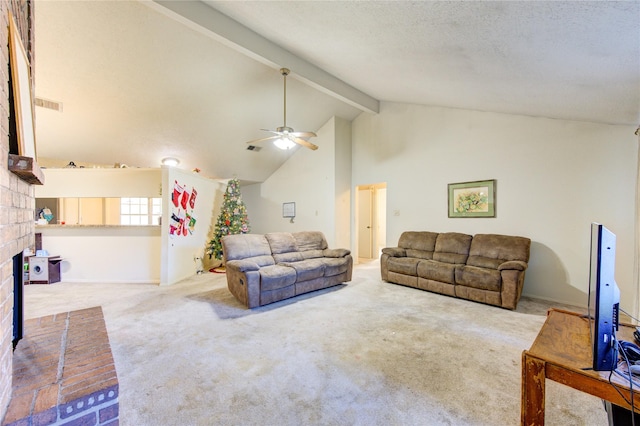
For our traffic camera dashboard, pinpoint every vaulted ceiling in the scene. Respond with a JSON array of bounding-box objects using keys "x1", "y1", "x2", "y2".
[{"x1": 33, "y1": 1, "x2": 640, "y2": 183}]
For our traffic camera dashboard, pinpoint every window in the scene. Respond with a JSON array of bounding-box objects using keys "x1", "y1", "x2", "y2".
[
  {"x1": 150, "y1": 198, "x2": 162, "y2": 224},
  {"x1": 120, "y1": 197, "x2": 162, "y2": 225}
]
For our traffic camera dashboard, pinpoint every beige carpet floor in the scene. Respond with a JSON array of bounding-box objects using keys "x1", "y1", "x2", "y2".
[{"x1": 23, "y1": 259, "x2": 609, "y2": 425}]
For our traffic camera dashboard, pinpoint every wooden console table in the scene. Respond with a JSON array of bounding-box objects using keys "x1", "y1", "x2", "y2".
[{"x1": 522, "y1": 308, "x2": 640, "y2": 425}]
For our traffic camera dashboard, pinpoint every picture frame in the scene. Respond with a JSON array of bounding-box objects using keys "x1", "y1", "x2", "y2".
[
  {"x1": 448, "y1": 179, "x2": 496, "y2": 218},
  {"x1": 282, "y1": 202, "x2": 296, "y2": 218},
  {"x1": 9, "y1": 14, "x2": 36, "y2": 159}
]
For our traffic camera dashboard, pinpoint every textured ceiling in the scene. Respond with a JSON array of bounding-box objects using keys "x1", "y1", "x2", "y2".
[
  {"x1": 207, "y1": 0, "x2": 639, "y2": 124},
  {"x1": 33, "y1": 1, "x2": 640, "y2": 182}
]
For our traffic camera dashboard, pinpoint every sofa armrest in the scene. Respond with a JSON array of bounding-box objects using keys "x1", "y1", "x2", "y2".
[
  {"x1": 498, "y1": 260, "x2": 528, "y2": 271},
  {"x1": 500, "y1": 268, "x2": 527, "y2": 310},
  {"x1": 226, "y1": 259, "x2": 260, "y2": 272},
  {"x1": 381, "y1": 247, "x2": 406, "y2": 257},
  {"x1": 225, "y1": 262, "x2": 261, "y2": 308},
  {"x1": 323, "y1": 248, "x2": 351, "y2": 258}
]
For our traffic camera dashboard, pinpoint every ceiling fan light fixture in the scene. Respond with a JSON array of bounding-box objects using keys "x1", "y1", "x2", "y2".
[
  {"x1": 162, "y1": 157, "x2": 180, "y2": 167},
  {"x1": 245, "y1": 68, "x2": 318, "y2": 151},
  {"x1": 274, "y1": 137, "x2": 296, "y2": 150}
]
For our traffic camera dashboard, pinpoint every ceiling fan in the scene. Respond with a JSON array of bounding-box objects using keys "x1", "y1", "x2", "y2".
[{"x1": 246, "y1": 68, "x2": 318, "y2": 151}]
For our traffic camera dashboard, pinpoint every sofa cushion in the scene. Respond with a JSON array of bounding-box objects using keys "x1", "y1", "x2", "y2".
[
  {"x1": 226, "y1": 258, "x2": 269, "y2": 272},
  {"x1": 382, "y1": 247, "x2": 406, "y2": 257},
  {"x1": 323, "y1": 257, "x2": 350, "y2": 277},
  {"x1": 433, "y1": 232, "x2": 472, "y2": 264},
  {"x1": 266, "y1": 232, "x2": 298, "y2": 252},
  {"x1": 455, "y1": 265, "x2": 501, "y2": 292},
  {"x1": 222, "y1": 234, "x2": 273, "y2": 263},
  {"x1": 273, "y1": 251, "x2": 304, "y2": 263},
  {"x1": 300, "y1": 250, "x2": 324, "y2": 259},
  {"x1": 281, "y1": 259, "x2": 325, "y2": 282},
  {"x1": 466, "y1": 256, "x2": 502, "y2": 270},
  {"x1": 293, "y1": 231, "x2": 328, "y2": 251},
  {"x1": 323, "y1": 248, "x2": 350, "y2": 258},
  {"x1": 266, "y1": 232, "x2": 304, "y2": 263},
  {"x1": 398, "y1": 231, "x2": 438, "y2": 251},
  {"x1": 405, "y1": 249, "x2": 434, "y2": 260},
  {"x1": 417, "y1": 259, "x2": 456, "y2": 284},
  {"x1": 387, "y1": 257, "x2": 420, "y2": 276},
  {"x1": 259, "y1": 264, "x2": 297, "y2": 291},
  {"x1": 468, "y1": 234, "x2": 531, "y2": 263}
]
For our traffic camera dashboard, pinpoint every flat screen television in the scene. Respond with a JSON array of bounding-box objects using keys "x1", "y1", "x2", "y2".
[{"x1": 589, "y1": 222, "x2": 620, "y2": 371}]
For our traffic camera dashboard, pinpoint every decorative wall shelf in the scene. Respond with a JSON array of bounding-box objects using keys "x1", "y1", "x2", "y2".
[{"x1": 8, "y1": 154, "x2": 44, "y2": 185}]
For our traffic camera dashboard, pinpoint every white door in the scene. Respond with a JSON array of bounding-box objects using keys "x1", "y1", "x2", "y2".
[{"x1": 358, "y1": 187, "x2": 373, "y2": 259}]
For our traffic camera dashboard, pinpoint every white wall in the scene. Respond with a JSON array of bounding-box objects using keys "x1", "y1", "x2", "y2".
[
  {"x1": 243, "y1": 117, "x2": 351, "y2": 248},
  {"x1": 334, "y1": 117, "x2": 352, "y2": 249},
  {"x1": 35, "y1": 168, "x2": 164, "y2": 283},
  {"x1": 35, "y1": 168, "x2": 162, "y2": 198},
  {"x1": 36, "y1": 226, "x2": 161, "y2": 283},
  {"x1": 352, "y1": 101, "x2": 638, "y2": 309},
  {"x1": 160, "y1": 167, "x2": 219, "y2": 285}
]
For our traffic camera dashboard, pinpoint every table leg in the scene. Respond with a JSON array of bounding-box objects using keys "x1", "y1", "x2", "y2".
[{"x1": 522, "y1": 351, "x2": 546, "y2": 426}]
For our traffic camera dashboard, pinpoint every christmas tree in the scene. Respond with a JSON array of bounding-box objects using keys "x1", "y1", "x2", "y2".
[{"x1": 208, "y1": 178, "x2": 250, "y2": 260}]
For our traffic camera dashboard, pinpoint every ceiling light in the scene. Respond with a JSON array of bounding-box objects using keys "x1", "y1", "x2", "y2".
[
  {"x1": 273, "y1": 137, "x2": 296, "y2": 150},
  {"x1": 162, "y1": 157, "x2": 180, "y2": 167}
]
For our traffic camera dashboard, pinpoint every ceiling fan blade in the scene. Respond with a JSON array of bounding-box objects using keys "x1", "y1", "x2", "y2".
[
  {"x1": 291, "y1": 131, "x2": 317, "y2": 138},
  {"x1": 294, "y1": 137, "x2": 319, "y2": 150},
  {"x1": 260, "y1": 129, "x2": 283, "y2": 136},
  {"x1": 246, "y1": 135, "x2": 279, "y2": 145}
]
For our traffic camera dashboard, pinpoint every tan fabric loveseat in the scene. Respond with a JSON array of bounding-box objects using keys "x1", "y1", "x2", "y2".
[
  {"x1": 381, "y1": 231, "x2": 531, "y2": 310},
  {"x1": 222, "y1": 231, "x2": 353, "y2": 308}
]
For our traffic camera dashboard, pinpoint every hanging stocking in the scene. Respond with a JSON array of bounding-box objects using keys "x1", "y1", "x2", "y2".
[
  {"x1": 180, "y1": 188, "x2": 189, "y2": 210},
  {"x1": 189, "y1": 188, "x2": 198, "y2": 209},
  {"x1": 172, "y1": 181, "x2": 184, "y2": 208}
]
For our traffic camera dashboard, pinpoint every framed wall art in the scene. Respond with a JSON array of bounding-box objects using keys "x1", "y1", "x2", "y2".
[
  {"x1": 448, "y1": 179, "x2": 496, "y2": 218},
  {"x1": 282, "y1": 202, "x2": 296, "y2": 218},
  {"x1": 9, "y1": 14, "x2": 36, "y2": 159}
]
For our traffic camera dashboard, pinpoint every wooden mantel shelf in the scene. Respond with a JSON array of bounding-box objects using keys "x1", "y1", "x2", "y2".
[{"x1": 8, "y1": 154, "x2": 44, "y2": 185}]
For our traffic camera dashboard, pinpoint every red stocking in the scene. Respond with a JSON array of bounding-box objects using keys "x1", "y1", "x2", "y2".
[
  {"x1": 172, "y1": 181, "x2": 183, "y2": 208},
  {"x1": 189, "y1": 188, "x2": 198, "y2": 209},
  {"x1": 180, "y1": 189, "x2": 189, "y2": 210}
]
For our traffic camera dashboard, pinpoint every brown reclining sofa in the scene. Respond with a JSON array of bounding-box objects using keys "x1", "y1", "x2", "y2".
[
  {"x1": 381, "y1": 231, "x2": 531, "y2": 310},
  {"x1": 222, "y1": 231, "x2": 353, "y2": 308}
]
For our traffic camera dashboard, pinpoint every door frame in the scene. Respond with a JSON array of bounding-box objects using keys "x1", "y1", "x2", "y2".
[{"x1": 354, "y1": 182, "x2": 387, "y2": 262}]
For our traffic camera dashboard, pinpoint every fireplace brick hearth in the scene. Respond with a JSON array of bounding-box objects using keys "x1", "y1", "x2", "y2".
[{"x1": 2, "y1": 307, "x2": 119, "y2": 426}]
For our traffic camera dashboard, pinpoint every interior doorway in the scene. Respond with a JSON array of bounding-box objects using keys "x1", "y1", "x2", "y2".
[{"x1": 356, "y1": 183, "x2": 387, "y2": 262}]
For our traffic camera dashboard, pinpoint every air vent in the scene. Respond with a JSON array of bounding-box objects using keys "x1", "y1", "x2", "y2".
[
  {"x1": 35, "y1": 97, "x2": 63, "y2": 112},
  {"x1": 246, "y1": 145, "x2": 261, "y2": 152}
]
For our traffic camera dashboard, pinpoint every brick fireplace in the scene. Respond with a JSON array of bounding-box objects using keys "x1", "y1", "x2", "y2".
[
  {"x1": 0, "y1": 0, "x2": 37, "y2": 421},
  {"x1": 0, "y1": 0, "x2": 34, "y2": 418}
]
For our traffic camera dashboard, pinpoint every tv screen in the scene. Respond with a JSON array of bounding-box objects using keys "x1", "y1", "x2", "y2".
[{"x1": 589, "y1": 223, "x2": 620, "y2": 371}]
